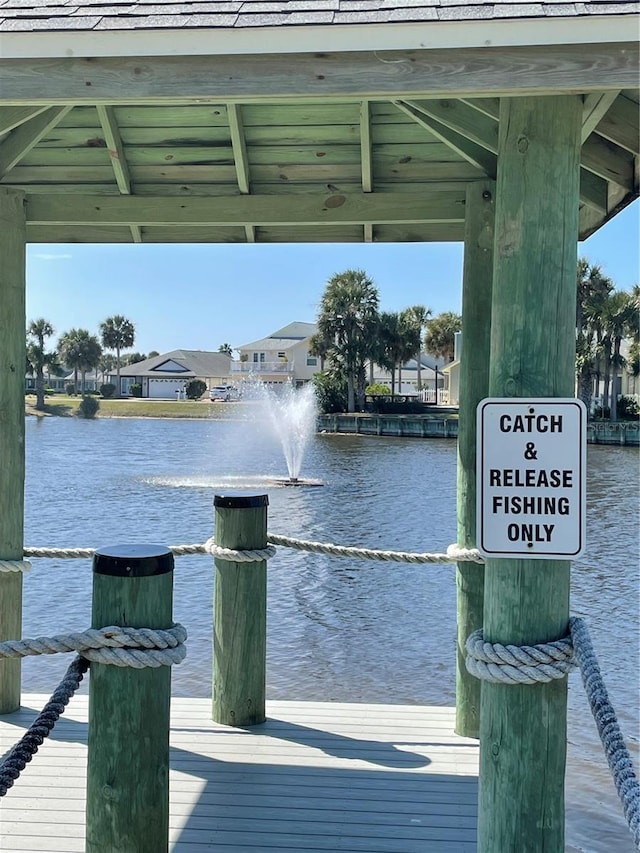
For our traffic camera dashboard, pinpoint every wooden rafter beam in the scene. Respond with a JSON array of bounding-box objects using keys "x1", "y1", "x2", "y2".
[
  {"x1": 394, "y1": 100, "x2": 496, "y2": 177},
  {"x1": 0, "y1": 105, "x2": 72, "y2": 178},
  {"x1": 96, "y1": 104, "x2": 141, "y2": 243},
  {"x1": 227, "y1": 103, "x2": 254, "y2": 243},
  {"x1": 594, "y1": 94, "x2": 640, "y2": 155},
  {"x1": 360, "y1": 100, "x2": 373, "y2": 242},
  {"x1": 0, "y1": 44, "x2": 636, "y2": 105},
  {"x1": 581, "y1": 91, "x2": 620, "y2": 143},
  {"x1": 25, "y1": 191, "x2": 467, "y2": 227},
  {"x1": 0, "y1": 105, "x2": 50, "y2": 136},
  {"x1": 579, "y1": 169, "x2": 608, "y2": 213},
  {"x1": 460, "y1": 98, "x2": 500, "y2": 120},
  {"x1": 581, "y1": 134, "x2": 635, "y2": 189},
  {"x1": 403, "y1": 98, "x2": 499, "y2": 153}
]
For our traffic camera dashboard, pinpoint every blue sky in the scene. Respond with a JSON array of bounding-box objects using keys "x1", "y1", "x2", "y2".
[{"x1": 26, "y1": 200, "x2": 638, "y2": 357}]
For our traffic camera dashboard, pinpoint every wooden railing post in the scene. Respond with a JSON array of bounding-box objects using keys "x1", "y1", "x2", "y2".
[
  {"x1": 0, "y1": 187, "x2": 26, "y2": 713},
  {"x1": 479, "y1": 95, "x2": 581, "y2": 853},
  {"x1": 455, "y1": 179, "x2": 495, "y2": 738},
  {"x1": 213, "y1": 494, "x2": 268, "y2": 726},
  {"x1": 86, "y1": 545, "x2": 175, "y2": 853}
]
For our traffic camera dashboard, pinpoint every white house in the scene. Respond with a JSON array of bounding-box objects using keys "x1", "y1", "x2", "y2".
[{"x1": 234, "y1": 322, "x2": 319, "y2": 388}]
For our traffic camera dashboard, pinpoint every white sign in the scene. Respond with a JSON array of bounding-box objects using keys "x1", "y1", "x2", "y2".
[{"x1": 477, "y1": 398, "x2": 586, "y2": 559}]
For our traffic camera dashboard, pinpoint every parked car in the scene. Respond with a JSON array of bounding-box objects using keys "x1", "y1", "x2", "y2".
[{"x1": 209, "y1": 385, "x2": 237, "y2": 402}]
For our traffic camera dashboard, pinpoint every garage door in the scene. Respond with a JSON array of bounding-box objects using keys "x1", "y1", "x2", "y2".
[{"x1": 148, "y1": 378, "x2": 185, "y2": 399}]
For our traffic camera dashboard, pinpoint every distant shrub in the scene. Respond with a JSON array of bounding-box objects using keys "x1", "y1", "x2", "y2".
[
  {"x1": 365, "y1": 383, "x2": 391, "y2": 396},
  {"x1": 617, "y1": 395, "x2": 640, "y2": 420},
  {"x1": 185, "y1": 379, "x2": 207, "y2": 400},
  {"x1": 129, "y1": 383, "x2": 143, "y2": 398},
  {"x1": 77, "y1": 395, "x2": 100, "y2": 419},
  {"x1": 312, "y1": 372, "x2": 347, "y2": 414},
  {"x1": 66, "y1": 382, "x2": 76, "y2": 395},
  {"x1": 100, "y1": 383, "x2": 116, "y2": 398}
]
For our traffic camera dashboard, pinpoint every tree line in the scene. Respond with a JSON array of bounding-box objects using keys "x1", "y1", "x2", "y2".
[
  {"x1": 310, "y1": 262, "x2": 639, "y2": 417},
  {"x1": 309, "y1": 269, "x2": 461, "y2": 412},
  {"x1": 26, "y1": 315, "x2": 144, "y2": 410},
  {"x1": 576, "y1": 258, "x2": 639, "y2": 421}
]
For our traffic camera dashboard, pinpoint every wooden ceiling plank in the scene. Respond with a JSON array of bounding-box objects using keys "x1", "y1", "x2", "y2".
[
  {"x1": 595, "y1": 94, "x2": 640, "y2": 154},
  {"x1": 403, "y1": 99, "x2": 499, "y2": 153},
  {"x1": 581, "y1": 134, "x2": 634, "y2": 189},
  {"x1": 394, "y1": 100, "x2": 496, "y2": 178},
  {"x1": 25, "y1": 191, "x2": 466, "y2": 227},
  {"x1": 360, "y1": 100, "x2": 373, "y2": 193},
  {"x1": 0, "y1": 105, "x2": 72, "y2": 178},
  {"x1": 0, "y1": 44, "x2": 636, "y2": 105},
  {"x1": 581, "y1": 91, "x2": 620, "y2": 143},
  {"x1": 227, "y1": 103, "x2": 251, "y2": 195},
  {"x1": 0, "y1": 105, "x2": 51, "y2": 136},
  {"x1": 96, "y1": 104, "x2": 132, "y2": 194}
]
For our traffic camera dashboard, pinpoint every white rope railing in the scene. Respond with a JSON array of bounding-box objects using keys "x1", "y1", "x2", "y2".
[{"x1": 15, "y1": 536, "x2": 484, "y2": 567}]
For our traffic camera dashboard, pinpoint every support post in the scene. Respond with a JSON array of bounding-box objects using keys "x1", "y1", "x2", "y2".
[
  {"x1": 86, "y1": 545, "x2": 174, "y2": 853},
  {"x1": 213, "y1": 494, "x2": 268, "y2": 726},
  {"x1": 479, "y1": 96, "x2": 581, "y2": 853},
  {"x1": 0, "y1": 187, "x2": 26, "y2": 713},
  {"x1": 455, "y1": 179, "x2": 495, "y2": 738}
]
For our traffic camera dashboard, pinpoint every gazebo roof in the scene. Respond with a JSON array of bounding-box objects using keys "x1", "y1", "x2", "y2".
[{"x1": 0, "y1": 0, "x2": 637, "y2": 244}]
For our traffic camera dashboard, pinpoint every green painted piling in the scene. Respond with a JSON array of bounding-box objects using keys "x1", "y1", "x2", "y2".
[
  {"x1": 213, "y1": 494, "x2": 268, "y2": 726},
  {"x1": 86, "y1": 545, "x2": 175, "y2": 853},
  {"x1": 455, "y1": 179, "x2": 495, "y2": 739},
  {"x1": 0, "y1": 188, "x2": 26, "y2": 713},
  {"x1": 479, "y1": 95, "x2": 581, "y2": 853}
]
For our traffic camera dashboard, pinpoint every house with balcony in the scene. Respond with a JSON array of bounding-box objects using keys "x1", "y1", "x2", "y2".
[{"x1": 234, "y1": 322, "x2": 319, "y2": 388}]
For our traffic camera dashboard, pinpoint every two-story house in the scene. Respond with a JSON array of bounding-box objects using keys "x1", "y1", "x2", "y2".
[{"x1": 234, "y1": 322, "x2": 319, "y2": 388}]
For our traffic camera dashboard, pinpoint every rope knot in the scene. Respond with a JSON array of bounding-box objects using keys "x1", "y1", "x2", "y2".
[
  {"x1": 204, "y1": 537, "x2": 276, "y2": 563},
  {"x1": 465, "y1": 628, "x2": 575, "y2": 685}
]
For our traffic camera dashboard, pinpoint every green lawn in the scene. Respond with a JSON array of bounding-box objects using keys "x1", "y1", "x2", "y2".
[{"x1": 25, "y1": 394, "x2": 239, "y2": 419}]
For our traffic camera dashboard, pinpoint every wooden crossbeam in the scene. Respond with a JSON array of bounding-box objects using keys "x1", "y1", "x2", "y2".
[
  {"x1": 360, "y1": 100, "x2": 373, "y2": 194},
  {"x1": 394, "y1": 100, "x2": 496, "y2": 177},
  {"x1": 25, "y1": 191, "x2": 466, "y2": 227},
  {"x1": 0, "y1": 44, "x2": 636, "y2": 105},
  {"x1": 0, "y1": 106, "x2": 72, "y2": 178}
]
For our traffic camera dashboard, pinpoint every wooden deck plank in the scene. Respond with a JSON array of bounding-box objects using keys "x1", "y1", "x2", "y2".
[{"x1": 0, "y1": 696, "x2": 478, "y2": 852}]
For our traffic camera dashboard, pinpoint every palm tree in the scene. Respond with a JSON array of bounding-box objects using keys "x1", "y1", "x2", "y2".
[
  {"x1": 424, "y1": 311, "x2": 462, "y2": 362},
  {"x1": 400, "y1": 306, "x2": 429, "y2": 392},
  {"x1": 58, "y1": 329, "x2": 102, "y2": 393},
  {"x1": 99, "y1": 315, "x2": 135, "y2": 397},
  {"x1": 401, "y1": 305, "x2": 432, "y2": 390},
  {"x1": 314, "y1": 269, "x2": 380, "y2": 412},
  {"x1": 575, "y1": 258, "x2": 614, "y2": 410},
  {"x1": 97, "y1": 353, "x2": 116, "y2": 385},
  {"x1": 26, "y1": 318, "x2": 55, "y2": 410},
  {"x1": 218, "y1": 343, "x2": 233, "y2": 356},
  {"x1": 602, "y1": 290, "x2": 636, "y2": 421},
  {"x1": 377, "y1": 311, "x2": 403, "y2": 395}
]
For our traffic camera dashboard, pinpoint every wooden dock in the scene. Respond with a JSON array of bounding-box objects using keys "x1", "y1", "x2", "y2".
[{"x1": 1, "y1": 696, "x2": 478, "y2": 852}]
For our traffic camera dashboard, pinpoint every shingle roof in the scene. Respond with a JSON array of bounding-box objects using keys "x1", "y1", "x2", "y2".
[
  {"x1": 116, "y1": 349, "x2": 231, "y2": 376},
  {"x1": 0, "y1": 0, "x2": 636, "y2": 32}
]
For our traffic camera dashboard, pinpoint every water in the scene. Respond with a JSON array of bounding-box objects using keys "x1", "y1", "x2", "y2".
[{"x1": 21, "y1": 415, "x2": 639, "y2": 852}]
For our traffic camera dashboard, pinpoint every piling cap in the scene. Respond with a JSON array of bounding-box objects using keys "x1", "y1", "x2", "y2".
[
  {"x1": 214, "y1": 493, "x2": 269, "y2": 509},
  {"x1": 93, "y1": 544, "x2": 174, "y2": 577}
]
